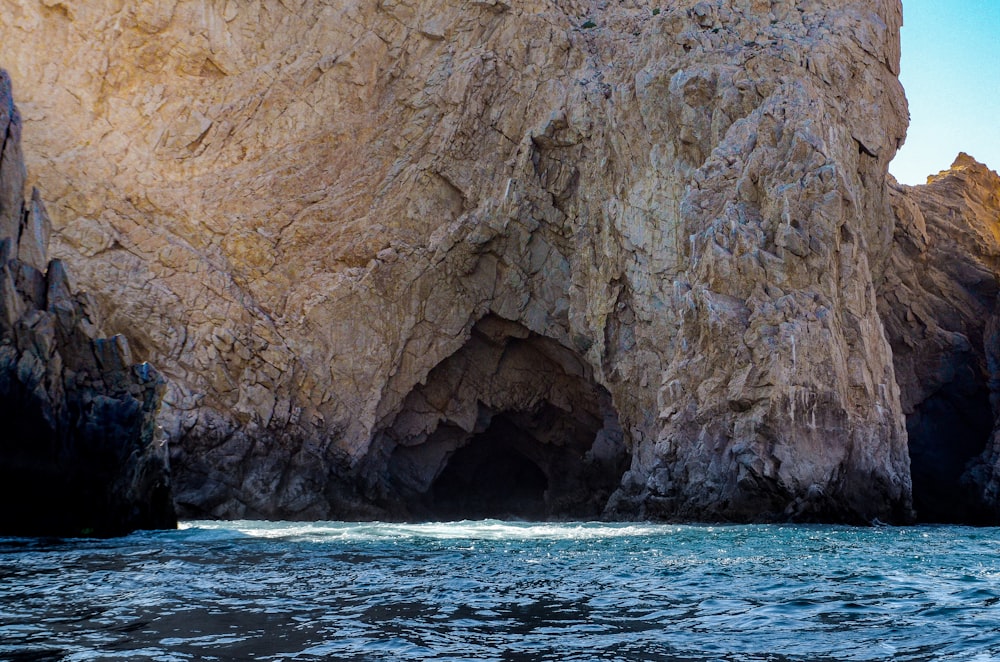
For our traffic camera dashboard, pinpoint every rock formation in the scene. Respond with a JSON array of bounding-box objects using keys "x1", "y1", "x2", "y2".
[
  {"x1": 881, "y1": 154, "x2": 1000, "y2": 524},
  {"x1": 0, "y1": 71, "x2": 175, "y2": 537},
  {"x1": 2, "y1": 0, "x2": 923, "y2": 523}
]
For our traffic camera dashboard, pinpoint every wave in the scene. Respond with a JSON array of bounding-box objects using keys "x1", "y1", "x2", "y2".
[{"x1": 177, "y1": 519, "x2": 687, "y2": 542}]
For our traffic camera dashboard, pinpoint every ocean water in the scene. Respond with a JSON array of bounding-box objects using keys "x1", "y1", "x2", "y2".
[{"x1": 1, "y1": 522, "x2": 999, "y2": 661}]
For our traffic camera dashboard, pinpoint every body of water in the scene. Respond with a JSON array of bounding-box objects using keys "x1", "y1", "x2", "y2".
[{"x1": 1, "y1": 521, "x2": 999, "y2": 661}]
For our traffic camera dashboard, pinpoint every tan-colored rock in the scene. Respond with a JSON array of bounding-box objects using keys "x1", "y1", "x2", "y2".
[
  {"x1": 17, "y1": 187, "x2": 51, "y2": 271},
  {"x1": 3, "y1": 0, "x2": 914, "y2": 522}
]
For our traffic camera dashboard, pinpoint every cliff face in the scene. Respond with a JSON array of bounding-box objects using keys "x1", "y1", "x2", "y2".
[
  {"x1": 4, "y1": 0, "x2": 914, "y2": 522},
  {"x1": 881, "y1": 155, "x2": 1000, "y2": 524},
  {"x1": 0, "y1": 72, "x2": 175, "y2": 536}
]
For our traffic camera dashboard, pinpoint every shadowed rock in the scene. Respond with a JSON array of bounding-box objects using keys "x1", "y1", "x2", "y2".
[
  {"x1": 882, "y1": 155, "x2": 1000, "y2": 524},
  {"x1": 0, "y1": 70, "x2": 26, "y2": 244},
  {"x1": 364, "y1": 315, "x2": 629, "y2": 521},
  {"x1": 0, "y1": 72, "x2": 175, "y2": 537}
]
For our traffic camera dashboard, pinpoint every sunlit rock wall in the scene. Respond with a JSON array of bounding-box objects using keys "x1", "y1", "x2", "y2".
[{"x1": 3, "y1": 0, "x2": 912, "y2": 522}]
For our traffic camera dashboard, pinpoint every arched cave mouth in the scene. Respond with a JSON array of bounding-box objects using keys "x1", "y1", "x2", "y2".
[
  {"x1": 906, "y1": 358, "x2": 994, "y2": 524},
  {"x1": 372, "y1": 315, "x2": 629, "y2": 521}
]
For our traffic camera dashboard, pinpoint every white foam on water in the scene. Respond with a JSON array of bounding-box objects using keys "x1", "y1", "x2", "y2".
[{"x1": 180, "y1": 519, "x2": 683, "y2": 542}]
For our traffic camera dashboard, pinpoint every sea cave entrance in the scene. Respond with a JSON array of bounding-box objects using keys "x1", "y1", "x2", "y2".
[
  {"x1": 431, "y1": 414, "x2": 550, "y2": 520},
  {"x1": 372, "y1": 315, "x2": 629, "y2": 520},
  {"x1": 905, "y1": 356, "x2": 994, "y2": 524}
]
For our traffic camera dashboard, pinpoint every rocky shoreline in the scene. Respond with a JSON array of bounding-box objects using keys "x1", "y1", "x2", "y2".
[{"x1": 2, "y1": 1, "x2": 1000, "y2": 526}]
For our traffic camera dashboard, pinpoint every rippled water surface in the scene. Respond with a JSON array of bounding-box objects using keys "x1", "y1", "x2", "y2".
[{"x1": 2, "y1": 522, "x2": 1000, "y2": 661}]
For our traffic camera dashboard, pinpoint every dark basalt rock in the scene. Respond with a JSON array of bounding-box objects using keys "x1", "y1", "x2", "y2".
[{"x1": 0, "y1": 70, "x2": 175, "y2": 537}]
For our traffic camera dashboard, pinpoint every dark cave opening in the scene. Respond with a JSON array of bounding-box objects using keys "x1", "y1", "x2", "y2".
[
  {"x1": 906, "y1": 362, "x2": 994, "y2": 524},
  {"x1": 375, "y1": 315, "x2": 630, "y2": 521},
  {"x1": 431, "y1": 415, "x2": 550, "y2": 520}
]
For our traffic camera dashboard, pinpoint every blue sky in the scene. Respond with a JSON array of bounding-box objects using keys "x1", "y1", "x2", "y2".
[{"x1": 889, "y1": 0, "x2": 1000, "y2": 185}]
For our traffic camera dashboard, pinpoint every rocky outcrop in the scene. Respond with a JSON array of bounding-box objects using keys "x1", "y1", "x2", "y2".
[
  {"x1": 5, "y1": 0, "x2": 914, "y2": 523},
  {"x1": 880, "y1": 155, "x2": 1000, "y2": 523},
  {"x1": 0, "y1": 71, "x2": 175, "y2": 537}
]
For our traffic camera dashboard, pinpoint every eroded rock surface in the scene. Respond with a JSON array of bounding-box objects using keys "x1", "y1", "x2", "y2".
[
  {"x1": 366, "y1": 314, "x2": 628, "y2": 519},
  {"x1": 0, "y1": 71, "x2": 175, "y2": 537},
  {"x1": 5, "y1": 0, "x2": 914, "y2": 522},
  {"x1": 881, "y1": 155, "x2": 1000, "y2": 523}
]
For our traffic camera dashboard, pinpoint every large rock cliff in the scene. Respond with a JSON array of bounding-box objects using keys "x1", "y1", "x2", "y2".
[
  {"x1": 0, "y1": 71, "x2": 175, "y2": 537},
  {"x1": 881, "y1": 155, "x2": 1000, "y2": 524},
  {"x1": 3, "y1": 0, "x2": 922, "y2": 522}
]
